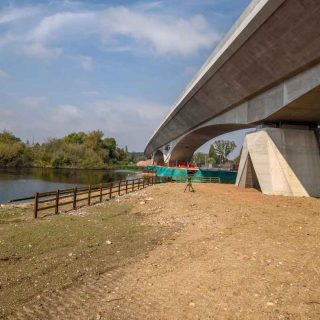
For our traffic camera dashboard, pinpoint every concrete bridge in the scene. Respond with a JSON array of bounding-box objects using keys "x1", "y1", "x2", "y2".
[{"x1": 145, "y1": 0, "x2": 320, "y2": 197}]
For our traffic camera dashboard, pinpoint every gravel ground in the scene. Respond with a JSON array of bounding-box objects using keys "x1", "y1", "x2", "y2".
[{"x1": 5, "y1": 183, "x2": 320, "y2": 319}]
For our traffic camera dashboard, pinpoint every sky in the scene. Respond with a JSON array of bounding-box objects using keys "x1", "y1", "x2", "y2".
[{"x1": 0, "y1": 0, "x2": 251, "y2": 156}]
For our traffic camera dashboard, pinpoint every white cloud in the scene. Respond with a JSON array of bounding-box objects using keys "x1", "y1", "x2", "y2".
[
  {"x1": 0, "y1": 10, "x2": 94, "y2": 60},
  {"x1": 0, "y1": 4, "x2": 219, "y2": 59},
  {"x1": 52, "y1": 105, "x2": 83, "y2": 123},
  {"x1": 99, "y1": 7, "x2": 219, "y2": 56},
  {"x1": 22, "y1": 42, "x2": 63, "y2": 60},
  {"x1": 0, "y1": 96, "x2": 168, "y2": 150},
  {"x1": 30, "y1": 11, "x2": 95, "y2": 43},
  {"x1": 0, "y1": 69, "x2": 8, "y2": 78},
  {"x1": 19, "y1": 96, "x2": 48, "y2": 109},
  {"x1": 79, "y1": 55, "x2": 93, "y2": 71},
  {"x1": 0, "y1": 7, "x2": 40, "y2": 25},
  {"x1": 81, "y1": 97, "x2": 168, "y2": 148}
]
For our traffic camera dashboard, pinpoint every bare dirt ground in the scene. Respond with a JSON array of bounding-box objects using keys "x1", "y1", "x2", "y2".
[{"x1": 4, "y1": 183, "x2": 320, "y2": 319}]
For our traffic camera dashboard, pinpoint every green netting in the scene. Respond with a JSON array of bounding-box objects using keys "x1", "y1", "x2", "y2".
[
  {"x1": 145, "y1": 166, "x2": 188, "y2": 179},
  {"x1": 146, "y1": 166, "x2": 236, "y2": 184},
  {"x1": 193, "y1": 169, "x2": 237, "y2": 184}
]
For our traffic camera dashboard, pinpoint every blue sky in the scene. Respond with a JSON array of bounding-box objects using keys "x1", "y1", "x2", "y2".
[{"x1": 0, "y1": 0, "x2": 251, "y2": 155}]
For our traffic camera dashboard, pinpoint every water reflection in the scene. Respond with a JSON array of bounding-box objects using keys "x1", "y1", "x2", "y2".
[{"x1": 0, "y1": 168, "x2": 139, "y2": 203}]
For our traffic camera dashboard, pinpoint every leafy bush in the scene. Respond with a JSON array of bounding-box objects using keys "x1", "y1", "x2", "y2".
[{"x1": 0, "y1": 130, "x2": 131, "y2": 169}]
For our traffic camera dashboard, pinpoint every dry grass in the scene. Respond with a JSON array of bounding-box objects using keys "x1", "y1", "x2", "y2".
[{"x1": 0, "y1": 199, "x2": 173, "y2": 318}]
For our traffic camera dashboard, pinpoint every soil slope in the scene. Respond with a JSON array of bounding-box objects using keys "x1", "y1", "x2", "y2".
[{"x1": 3, "y1": 183, "x2": 320, "y2": 319}]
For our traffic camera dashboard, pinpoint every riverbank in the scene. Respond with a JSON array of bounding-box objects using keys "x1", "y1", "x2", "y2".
[
  {"x1": 1, "y1": 183, "x2": 320, "y2": 319},
  {"x1": 0, "y1": 165, "x2": 142, "y2": 171},
  {"x1": 0, "y1": 167, "x2": 140, "y2": 204}
]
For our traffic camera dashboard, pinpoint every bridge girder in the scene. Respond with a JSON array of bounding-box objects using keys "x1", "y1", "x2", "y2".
[
  {"x1": 152, "y1": 63, "x2": 320, "y2": 163},
  {"x1": 146, "y1": 0, "x2": 320, "y2": 159}
]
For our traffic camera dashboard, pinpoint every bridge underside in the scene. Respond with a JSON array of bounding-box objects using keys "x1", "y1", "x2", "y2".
[
  {"x1": 150, "y1": 65, "x2": 320, "y2": 197},
  {"x1": 155, "y1": 64, "x2": 320, "y2": 163},
  {"x1": 147, "y1": 0, "x2": 320, "y2": 197},
  {"x1": 167, "y1": 124, "x2": 251, "y2": 162},
  {"x1": 145, "y1": 0, "x2": 320, "y2": 159}
]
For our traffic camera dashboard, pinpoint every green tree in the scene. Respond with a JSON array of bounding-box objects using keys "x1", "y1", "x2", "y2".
[
  {"x1": 207, "y1": 157, "x2": 216, "y2": 165},
  {"x1": 213, "y1": 140, "x2": 237, "y2": 164},
  {"x1": 64, "y1": 132, "x2": 86, "y2": 144},
  {"x1": 103, "y1": 137, "x2": 117, "y2": 161},
  {"x1": 0, "y1": 130, "x2": 21, "y2": 144},
  {"x1": 0, "y1": 131, "x2": 31, "y2": 167},
  {"x1": 116, "y1": 147, "x2": 129, "y2": 162},
  {"x1": 192, "y1": 152, "x2": 206, "y2": 166},
  {"x1": 209, "y1": 144, "x2": 215, "y2": 158},
  {"x1": 85, "y1": 130, "x2": 104, "y2": 151},
  {"x1": 103, "y1": 137, "x2": 117, "y2": 151},
  {"x1": 0, "y1": 130, "x2": 135, "y2": 169}
]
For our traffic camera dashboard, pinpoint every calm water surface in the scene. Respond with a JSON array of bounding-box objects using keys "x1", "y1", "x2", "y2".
[{"x1": 0, "y1": 168, "x2": 139, "y2": 204}]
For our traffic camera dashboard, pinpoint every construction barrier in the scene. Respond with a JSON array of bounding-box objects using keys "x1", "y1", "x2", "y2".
[{"x1": 146, "y1": 166, "x2": 237, "y2": 184}]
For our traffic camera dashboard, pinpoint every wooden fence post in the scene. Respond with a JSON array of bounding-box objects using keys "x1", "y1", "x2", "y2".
[
  {"x1": 88, "y1": 185, "x2": 92, "y2": 206},
  {"x1": 34, "y1": 192, "x2": 39, "y2": 219},
  {"x1": 73, "y1": 187, "x2": 77, "y2": 210},
  {"x1": 100, "y1": 183, "x2": 103, "y2": 202},
  {"x1": 55, "y1": 190, "x2": 60, "y2": 215},
  {"x1": 33, "y1": 177, "x2": 159, "y2": 219}
]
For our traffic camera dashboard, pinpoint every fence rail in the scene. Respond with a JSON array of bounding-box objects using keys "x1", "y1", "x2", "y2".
[
  {"x1": 19, "y1": 175, "x2": 219, "y2": 218},
  {"x1": 172, "y1": 176, "x2": 220, "y2": 184},
  {"x1": 33, "y1": 176, "x2": 169, "y2": 219}
]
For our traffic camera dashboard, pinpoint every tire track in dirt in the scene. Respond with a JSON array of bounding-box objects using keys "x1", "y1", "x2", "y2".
[
  {"x1": 6, "y1": 184, "x2": 320, "y2": 320},
  {"x1": 7, "y1": 265, "x2": 127, "y2": 319}
]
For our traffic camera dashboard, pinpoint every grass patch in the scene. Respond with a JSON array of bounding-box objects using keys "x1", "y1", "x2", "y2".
[{"x1": 0, "y1": 202, "x2": 171, "y2": 317}]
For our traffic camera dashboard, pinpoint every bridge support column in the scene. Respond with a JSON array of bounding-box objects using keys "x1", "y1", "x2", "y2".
[{"x1": 236, "y1": 127, "x2": 320, "y2": 197}]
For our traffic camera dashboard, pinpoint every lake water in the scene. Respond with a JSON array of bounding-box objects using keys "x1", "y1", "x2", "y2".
[{"x1": 0, "y1": 168, "x2": 139, "y2": 204}]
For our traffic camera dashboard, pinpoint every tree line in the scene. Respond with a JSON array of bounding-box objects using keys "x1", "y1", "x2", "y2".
[
  {"x1": 192, "y1": 140, "x2": 238, "y2": 166},
  {"x1": 0, "y1": 130, "x2": 140, "y2": 169}
]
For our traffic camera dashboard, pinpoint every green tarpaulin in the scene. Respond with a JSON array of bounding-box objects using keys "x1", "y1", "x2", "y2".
[
  {"x1": 146, "y1": 166, "x2": 188, "y2": 178},
  {"x1": 193, "y1": 169, "x2": 237, "y2": 184},
  {"x1": 146, "y1": 166, "x2": 237, "y2": 184}
]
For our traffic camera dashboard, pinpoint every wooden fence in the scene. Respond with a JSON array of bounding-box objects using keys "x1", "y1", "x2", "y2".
[
  {"x1": 33, "y1": 176, "x2": 168, "y2": 219},
  {"x1": 172, "y1": 176, "x2": 221, "y2": 184}
]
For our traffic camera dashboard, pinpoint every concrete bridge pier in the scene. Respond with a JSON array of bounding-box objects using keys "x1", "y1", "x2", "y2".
[
  {"x1": 236, "y1": 126, "x2": 320, "y2": 197},
  {"x1": 152, "y1": 146, "x2": 172, "y2": 165}
]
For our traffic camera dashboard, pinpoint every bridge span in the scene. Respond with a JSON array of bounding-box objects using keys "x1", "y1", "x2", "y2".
[{"x1": 145, "y1": 0, "x2": 320, "y2": 197}]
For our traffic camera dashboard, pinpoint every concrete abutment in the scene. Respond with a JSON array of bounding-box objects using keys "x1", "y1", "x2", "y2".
[{"x1": 236, "y1": 127, "x2": 320, "y2": 197}]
